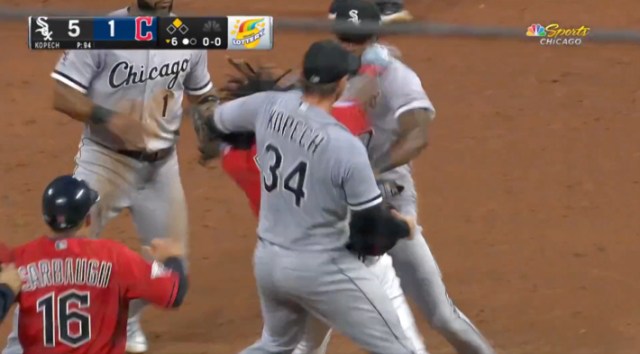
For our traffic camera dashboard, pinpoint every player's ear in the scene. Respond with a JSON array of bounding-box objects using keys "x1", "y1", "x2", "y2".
[{"x1": 85, "y1": 214, "x2": 92, "y2": 227}]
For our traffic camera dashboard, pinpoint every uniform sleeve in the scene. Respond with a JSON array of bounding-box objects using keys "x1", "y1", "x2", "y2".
[
  {"x1": 184, "y1": 50, "x2": 214, "y2": 96},
  {"x1": 50, "y1": 50, "x2": 100, "y2": 94},
  {"x1": 0, "y1": 284, "x2": 16, "y2": 323},
  {"x1": 221, "y1": 145, "x2": 261, "y2": 216},
  {"x1": 213, "y1": 92, "x2": 269, "y2": 133},
  {"x1": 384, "y1": 62, "x2": 436, "y2": 119},
  {"x1": 116, "y1": 247, "x2": 181, "y2": 308},
  {"x1": 332, "y1": 135, "x2": 383, "y2": 210}
]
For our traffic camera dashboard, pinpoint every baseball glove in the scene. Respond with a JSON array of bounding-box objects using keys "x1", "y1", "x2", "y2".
[
  {"x1": 219, "y1": 56, "x2": 297, "y2": 102},
  {"x1": 346, "y1": 202, "x2": 405, "y2": 260},
  {"x1": 189, "y1": 95, "x2": 222, "y2": 165}
]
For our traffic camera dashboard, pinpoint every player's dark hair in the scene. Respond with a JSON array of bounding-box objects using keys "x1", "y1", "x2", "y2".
[{"x1": 300, "y1": 79, "x2": 341, "y2": 98}]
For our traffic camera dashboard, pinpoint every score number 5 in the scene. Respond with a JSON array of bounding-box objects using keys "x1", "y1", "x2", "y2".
[{"x1": 68, "y1": 20, "x2": 80, "y2": 37}]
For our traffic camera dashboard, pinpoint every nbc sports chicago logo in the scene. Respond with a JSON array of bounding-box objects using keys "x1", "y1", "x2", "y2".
[{"x1": 526, "y1": 23, "x2": 590, "y2": 46}]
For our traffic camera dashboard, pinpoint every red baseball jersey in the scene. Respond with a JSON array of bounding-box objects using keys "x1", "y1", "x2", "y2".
[
  {"x1": 11, "y1": 236, "x2": 180, "y2": 354},
  {"x1": 222, "y1": 100, "x2": 372, "y2": 216}
]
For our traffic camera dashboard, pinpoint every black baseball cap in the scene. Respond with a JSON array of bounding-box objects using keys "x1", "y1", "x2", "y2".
[
  {"x1": 332, "y1": 0, "x2": 382, "y2": 44},
  {"x1": 303, "y1": 40, "x2": 360, "y2": 84}
]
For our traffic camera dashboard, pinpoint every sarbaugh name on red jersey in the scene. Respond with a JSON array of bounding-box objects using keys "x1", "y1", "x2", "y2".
[{"x1": 18, "y1": 258, "x2": 113, "y2": 292}]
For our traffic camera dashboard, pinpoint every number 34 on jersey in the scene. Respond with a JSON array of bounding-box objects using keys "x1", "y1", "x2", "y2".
[{"x1": 255, "y1": 144, "x2": 308, "y2": 207}]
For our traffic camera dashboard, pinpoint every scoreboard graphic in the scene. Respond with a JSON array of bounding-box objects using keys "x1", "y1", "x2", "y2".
[{"x1": 28, "y1": 16, "x2": 274, "y2": 50}]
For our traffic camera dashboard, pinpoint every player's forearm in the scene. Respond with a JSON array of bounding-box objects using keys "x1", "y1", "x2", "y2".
[
  {"x1": 53, "y1": 82, "x2": 113, "y2": 124},
  {"x1": 162, "y1": 257, "x2": 189, "y2": 308},
  {"x1": 0, "y1": 284, "x2": 16, "y2": 323},
  {"x1": 375, "y1": 108, "x2": 433, "y2": 174},
  {"x1": 340, "y1": 73, "x2": 378, "y2": 105}
]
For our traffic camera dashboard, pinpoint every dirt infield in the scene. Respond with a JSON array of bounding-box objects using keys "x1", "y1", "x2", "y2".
[{"x1": 1, "y1": 0, "x2": 639, "y2": 353}]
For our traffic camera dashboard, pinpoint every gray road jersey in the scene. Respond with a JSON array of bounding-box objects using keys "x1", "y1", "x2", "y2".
[
  {"x1": 50, "y1": 8, "x2": 213, "y2": 151},
  {"x1": 214, "y1": 90, "x2": 383, "y2": 251},
  {"x1": 364, "y1": 54, "x2": 435, "y2": 189}
]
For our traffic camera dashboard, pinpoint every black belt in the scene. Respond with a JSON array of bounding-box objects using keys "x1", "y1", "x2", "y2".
[{"x1": 117, "y1": 146, "x2": 174, "y2": 163}]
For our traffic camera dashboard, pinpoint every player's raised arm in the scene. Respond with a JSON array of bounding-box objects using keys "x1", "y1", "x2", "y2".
[
  {"x1": 375, "y1": 61, "x2": 436, "y2": 175},
  {"x1": 213, "y1": 91, "x2": 270, "y2": 133},
  {"x1": 117, "y1": 240, "x2": 189, "y2": 309},
  {"x1": 51, "y1": 50, "x2": 145, "y2": 147},
  {"x1": 334, "y1": 138, "x2": 414, "y2": 257},
  {"x1": 51, "y1": 50, "x2": 101, "y2": 123}
]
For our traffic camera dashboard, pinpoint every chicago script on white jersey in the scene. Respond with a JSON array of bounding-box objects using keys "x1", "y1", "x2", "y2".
[{"x1": 108, "y1": 59, "x2": 190, "y2": 89}]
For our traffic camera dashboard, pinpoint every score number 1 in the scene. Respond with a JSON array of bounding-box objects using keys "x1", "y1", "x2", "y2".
[{"x1": 108, "y1": 20, "x2": 115, "y2": 37}]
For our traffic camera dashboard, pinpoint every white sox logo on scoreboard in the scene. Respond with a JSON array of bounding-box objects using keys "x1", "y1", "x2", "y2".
[{"x1": 35, "y1": 17, "x2": 53, "y2": 41}]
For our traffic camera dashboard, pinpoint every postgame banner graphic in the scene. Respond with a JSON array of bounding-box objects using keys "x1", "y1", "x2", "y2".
[{"x1": 28, "y1": 16, "x2": 273, "y2": 50}]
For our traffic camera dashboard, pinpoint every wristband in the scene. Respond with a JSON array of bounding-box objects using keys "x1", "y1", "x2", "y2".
[{"x1": 89, "y1": 105, "x2": 115, "y2": 125}]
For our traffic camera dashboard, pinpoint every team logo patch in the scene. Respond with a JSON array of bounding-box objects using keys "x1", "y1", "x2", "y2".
[{"x1": 55, "y1": 240, "x2": 68, "y2": 250}]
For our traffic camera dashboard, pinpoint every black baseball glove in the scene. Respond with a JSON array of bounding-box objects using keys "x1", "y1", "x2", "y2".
[{"x1": 346, "y1": 202, "x2": 411, "y2": 260}]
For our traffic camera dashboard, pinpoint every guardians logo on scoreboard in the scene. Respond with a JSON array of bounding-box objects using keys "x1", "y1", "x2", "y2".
[{"x1": 228, "y1": 16, "x2": 273, "y2": 50}]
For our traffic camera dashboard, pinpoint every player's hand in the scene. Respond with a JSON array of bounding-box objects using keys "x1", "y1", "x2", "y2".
[
  {"x1": 142, "y1": 239, "x2": 185, "y2": 263},
  {"x1": 102, "y1": 100, "x2": 149, "y2": 150},
  {"x1": 104, "y1": 113, "x2": 147, "y2": 150},
  {"x1": 0, "y1": 264, "x2": 22, "y2": 294},
  {"x1": 390, "y1": 209, "x2": 416, "y2": 240}
]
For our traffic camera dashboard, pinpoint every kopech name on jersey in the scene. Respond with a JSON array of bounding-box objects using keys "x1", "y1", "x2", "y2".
[
  {"x1": 108, "y1": 58, "x2": 190, "y2": 90},
  {"x1": 19, "y1": 258, "x2": 113, "y2": 292}
]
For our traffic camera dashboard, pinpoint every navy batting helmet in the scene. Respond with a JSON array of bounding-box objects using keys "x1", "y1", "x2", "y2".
[{"x1": 42, "y1": 175, "x2": 99, "y2": 232}]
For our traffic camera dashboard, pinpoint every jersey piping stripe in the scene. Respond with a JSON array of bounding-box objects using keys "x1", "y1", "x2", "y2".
[
  {"x1": 348, "y1": 193, "x2": 383, "y2": 211},
  {"x1": 50, "y1": 71, "x2": 89, "y2": 94},
  {"x1": 393, "y1": 99, "x2": 434, "y2": 119},
  {"x1": 165, "y1": 278, "x2": 178, "y2": 308},
  {"x1": 185, "y1": 81, "x2": 213, "y2": 96}
]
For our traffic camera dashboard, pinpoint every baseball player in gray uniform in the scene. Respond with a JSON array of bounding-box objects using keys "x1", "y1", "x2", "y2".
[
  {"x1": 325, "y1": 1, "x2": 498, "y2": 354},
  {"x1": 2, "y1": 2, "x2": 215, "y2": 353},
  {"x1": 209, "y1": 39, "x2": 418, "y2": 353}
]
